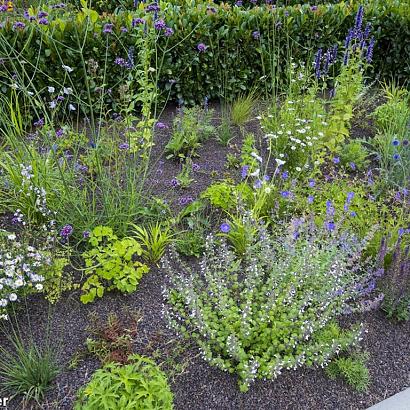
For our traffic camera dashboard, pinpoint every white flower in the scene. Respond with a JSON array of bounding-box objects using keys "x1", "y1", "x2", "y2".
[
  {"x1": 68, "y1": 104, "x2": 76, "y2": 111},
  {"x1": 9, "y1": 293, "x2": 17, "y2": 302},
  {"x1": 279, "y1": 153, "x2": 285, "y2": 158},
  {"x1": 62, "y1": 64, "x2": 73, "y2": 73},
  {"x1": 48, "y1": 86, "x2": 55, "y2": 93},
  {"x1": 7, "y1": 234, "x2": 16, "y2": 241},
  {"x1": 35, "y1": 283, "x2": 43, "y2": 291},
  {"x1": 318, "y1": 132, "x2": 324, "y2": 137},
  {"x1": 251, "y1": 152, "x2": 262, "y2": 163},
  {"x1": 63, "y1": 87, "x2": 72, "y2": 95},
  {"x1": 291, "y1": 146, "x2": 296, "y2": 150},
  {"x1": 295, "y1": 167, "x2": 302, "y2": 172},
  {"x1": 307, "y1": 142, "x2": 313, "y2": 146},
  {"x1": 297, "y1": 128, "x2": 306, "y2": 134},
  {"x1": 249, "y1": 169, "x2": 260, "y2": 177},
  {"x1": 275, "y1": 158, "x2": 286, "y2": 166},
  {"x1": 256, "y1": 115, "x2": 262, "y2": 120},
  {"x1": 49, "y1": 100, "x2": 57, "y2": 109},
  {"x1": 264, "y1": 187, "x2": 271, "y2": 194},
  {"x1": 27, "y1": 91, "x2": 34, "y2": 96},
  {"x1": 0, "y1": 299, "x2": 7, "y2": 307},
  {"x1": 14, "y1": 279, "x2": 24, "y2": 288}
]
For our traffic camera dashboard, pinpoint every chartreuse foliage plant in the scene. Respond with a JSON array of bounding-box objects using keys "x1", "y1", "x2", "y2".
[
  {"x1": 163, "y1": 220, "x2": 376, "y2": 392},
  {"x1": 74, "y1": 354, "x2": 174, "y2": 410},
  {"x1": 81, "y1": 226, "x2": 149, "y2": 304}
]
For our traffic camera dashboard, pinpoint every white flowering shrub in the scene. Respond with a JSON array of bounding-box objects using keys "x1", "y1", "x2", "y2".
[
  {"x1": 0, "y1": 221, "x2": 69, "y2": 320},
  {"x1": 163, "y1": 220, "x2": 376, "y2": 391}
]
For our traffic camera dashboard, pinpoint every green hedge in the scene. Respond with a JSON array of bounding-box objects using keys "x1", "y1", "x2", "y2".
[{"x1": 0, "y1": 0, "x2": 409, "y2": 109}]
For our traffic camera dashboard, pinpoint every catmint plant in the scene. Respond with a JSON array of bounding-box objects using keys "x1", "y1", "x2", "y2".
[{"x1": 163, "y1": 219, "x2": 377, "y2": 391}]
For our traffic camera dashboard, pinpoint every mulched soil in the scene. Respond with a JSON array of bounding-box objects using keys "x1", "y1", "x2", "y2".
[{"x1": 1, "y1": 102, "x2": 409, "y2": 410}]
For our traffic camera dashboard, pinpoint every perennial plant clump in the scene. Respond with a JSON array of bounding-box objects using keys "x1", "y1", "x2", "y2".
[{"x1": 163, "y1": 219, "x2": 378, "y2": 391}]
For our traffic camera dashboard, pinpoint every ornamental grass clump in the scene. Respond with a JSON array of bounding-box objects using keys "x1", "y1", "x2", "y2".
[{"x1": 163, "y1": 220, "x2": 377, "y2": 391}]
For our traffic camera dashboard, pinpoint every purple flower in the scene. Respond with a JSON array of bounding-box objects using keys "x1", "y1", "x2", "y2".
[
  {"x1": 13, "y1": 21, "x2": 26, "y2": 30},
  {"x1": 115, "y1": 57, "x2": 128, "y2": 67},
  {"x1": 281, "y1": 171, "x2": 289, "y2": 180},
  {"x1": 366, "y1": 37, "x2": 375, "y2": 63},
  {"x1": 332, "y1": 156, "x2": 340, "y2": 164},
  {"x1": 60, "y1": 224, "x2": 73, "y2": 238},
  {"x1": 56, "y1": 128, "x2": 64, "y2": 137},
  {"x1": 326, "y1": 200, "x2": 335, "y2": 216},
  {"x1": 38, "y1": 11, "x2": 48, "y2": 18},
  {"x1": 132, "y1": 18, "x2": 145, "y2": 27},
  {"x1": 192, "y1": 163, "x2": 200, "y2": 172},
  {"x1": 350, "y1": 211, "x2": 357, "y2": 217},
  {"x1": 179, "y1": 196, "x2": 193, "y2": 206},
  {"x1": 403, "y1": 139, "x2": 409, "y2": 146},
  {"x1": 364, "y1": 22, "x2": 372, "y2": 39},
  {"x1": 393, "y1": 153, "x2": 401, "y2": 161},
  {"x1": 326, "y1": 221, "x2": 335, "y2": 232},
  {"x1": 346, "y1": 191, "x2": 355, "y2": 204},
  {"x1": 392, "y1": 139, "x2": 400, "y2": 146},
  {"x1": 235, "y1": 1, "x2": 243, "y2": 6},
  {"x1": 0, "y1": 4, "x2": 8, "y2": 12},
  {"x1": 252, "y1": 31, "x2": 260, "y2": 40},
  {"x1": 311, "y1": 6, "x2": 318, "y2": 11},
  {"x1": 164, "y1": 27, "x2": 174, "y2": 37},
  {"x1": 220, "y1": 223, "x2": 231, "y2": 233},
  {"x1": 83, "y1": 230, "x2": 90, "y2": 238},
  {"x1": 354, "y1": 5, "x2": 364, "y2": 32},
  {"x1": 154, "y1": 19, "x2": 166, "y2": 30},
  {"x1": 314, "y1": 48, "x2": 322, "y2": 78},
  {"x1": 349, "y1": 162, "x2": 356, "y2": 170},
  {"x1": 308, "y1": 179, "x2": 315, "y2": 188},
  {"x1": 281, "y1": 191, "x2": 290, "y2": 199},
  {"x1": 155, "y1": 121, "x2": 168, "y2": 129},
  {"x1": 241, "y1": 165, "x2": 249, "y2": 179},
  {"x1": 307, "y1": 195, "x2": 314, "y2": 204},
  {"x1": 38, "y1": 17, "x2": 49, "y2": 25},
  {"x1": 343, "y1": 51, "x2": 349, "y2": 66},
  {"x1": 103, "y1": 23, "x2": 114, "y2": 34},
  {"x1": 170, "y1": 178, "x2": 179, "y2": 188},
  {"x1": 254, "y1": 179, "x2": 262, "y2": 189},
  {"x1": 121, "y1": 26, "x2": 128, "y2": 33},
  {"x1": 119, "y1": 142, "x2": 129, "y2": 150},
  {"x1": 197, "y1": 43, "x2": 207, "y2": 53},
  {"x1": 146, "y1": 3, "x2": 160, "y2": 12},
  {"x1": 34, "y1": 118, "x2": 44, "y2": 128}
]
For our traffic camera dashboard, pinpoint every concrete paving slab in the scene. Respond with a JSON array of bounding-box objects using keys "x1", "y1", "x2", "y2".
[{"x1": 367, "y1": 388, "x2": 410, "y2": 410}]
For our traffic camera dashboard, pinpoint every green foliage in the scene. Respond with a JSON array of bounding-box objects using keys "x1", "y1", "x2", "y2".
[
  {"x1": 81, "y1": 226, "x2": 150, "y2": 304},
  {"x1": 163, "y1": 221, "x2": 371, "y2": 391},
  {"x1": 217, "y1": 115, "x2": 233, "y2": 147},
  {"x1": 131, "y1": 222, "x2": 173, "y2": 264},
  {"x1": 339, "y1": 140, "x2": 369, "y2": 171},
  {"x1": 230, "y1": 93, "x2": 257, "y2": 127},
  {"x1": 0, "y1": 329, "x2": 59, "y2": 405},
  {"x1": 240, "y1": 133, "x2": 261, "y2": 173},
  {"x1": 202, "y1": 181, "x2": 253, "y2": 212},
  {"x1": 326, "y1": 352, "x2": 370, "y2": 392},
  {"x1": 175, "y1": 230, "x2": 205, "y2": 257},
  {"x1": 175, "y1": 158, "x2": 195, "y2": 189},
  {"x1": 0, "y1": 2, "x2": 408, "y2": 108},
  {"x1": 165, "y1": 106, "x2": 215, "y2": 159},
  {"x1": 74, "y1": 354, "x2": 174, "y2": 410}
]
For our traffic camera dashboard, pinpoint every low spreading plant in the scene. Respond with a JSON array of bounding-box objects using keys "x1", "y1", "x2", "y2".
[
  {"x1": 163, "y1": 219, "x2": 377, "y2": 391},
  {"x1": 74, "y1": 354, "x2": 174, "y2": 410},
  {"x1": 165, "y1": 106, "x2": 215, "y2": 160},
  {"x1": 80, "y1": 226, "x2": 149, "y2": 304},
  {"x1": 326, "y1": 351, "x2": 370, "y2": 392}
]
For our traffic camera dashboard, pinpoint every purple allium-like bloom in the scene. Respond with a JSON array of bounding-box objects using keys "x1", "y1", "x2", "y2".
[
  {"x1": 252, "y1": 31, "x2": 260, "y2": 40},
  {"x1": 392, "y1": 139, "x2": 400, "y2": 146},
  {"x1": 281, "y1": 191, "x2": 290, "y2": 198},
  {"x1": 154, "y1": 19, "x2": 166, "y2": 30},
  {"x1": 38, "y1": 18, "x2": 49, "y2": 25},
  {"x1": 350, "y1": 211, "x2": 357, "y2": 217},
  {"x1": 13, "y1": 21, "x2": 26, "y2": 30},
  {"x1": 170, "y1": 178, "x2": 179, "y2": 188},
  {"x1": 164, "y1": 27, "x2": 174, "y2": 37},
  {"x1": 402, "y1": 139, "x2": 408, "y2": 146},
  {"x1": 83, "y1": 230, "x2": 90, "y2": 238},
  {"x1": 56, "y1": 128, "x2": 64, "y2": 137},
  {"x1": 34, "y1": 118, "x2": 44, "y2": 128},
  {"x1": 103, "y1": 23, "x2": 114, "y2": 34},
  {"x1": 179, "y1": 196, "x2": 193, "y2": 206},
  {"x1": 146, "y1": 3, "x2": 160, "y2": 12},
  {"x1": 241, "y1": 165, "x2": 249, "y2": 179},
  {"x1": 310, "y1": 6, "x2": 318, "y2": 11},
  {"x1": 332, "y1": 156, "x2": 340, "y2": 164},
  {"x1": 308, "y1": 179, "x2": 315, "y2": 188},
  {"x1": 115, "y1": 57, "x2": 128, "y2": 67},
  {"x1": 60, "y1": 224, "x2": 73, "y2": 238},
  {"x1": 393, "y1": 153, "x2": 401, "y2": 161},
  {"x1": 192, "y1": 163, "x2": 200, "y2": 172},
  {"x1": 220, "y1": 223, "x2": 231, "y2": 233},
  {"x1": 38, "y1": 11, "x2": 48, "y2": 18},
  {"x1": 119, "y1": 142, "x2": 129, "y2": 150},
  {"x1": 155, "y1": 121, "x2": 168, "y2": 129},
  {"x1": 326, "y1": 220, "x2": 335, "y2": 232},
  {"x1": 132, "y1": 18, "x2": 145, "y2": 27},
  {"x1": 281, "y1": 171, "x2": 289, "y2": 180},
  {"x1": 0, "y1": 4, "x2": 8, "y2": 12},
  {"x1": 308, "y1": 195, "x2": 314, "y2": 204},
  {"x1": 197, "y1": 43, "x2": 207, "y2": 53}
]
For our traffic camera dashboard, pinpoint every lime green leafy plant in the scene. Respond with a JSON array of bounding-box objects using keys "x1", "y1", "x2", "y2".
[{"x1": 81, "y1": 226, "x2": 149, "y2": 304}]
